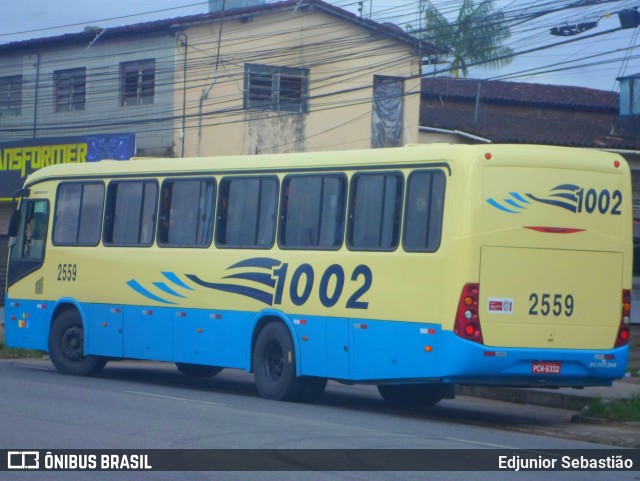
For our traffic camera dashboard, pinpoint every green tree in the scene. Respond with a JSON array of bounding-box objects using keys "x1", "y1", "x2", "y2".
[{"x1": 423, "y1": 0, "x2": 514, "y2": 77}]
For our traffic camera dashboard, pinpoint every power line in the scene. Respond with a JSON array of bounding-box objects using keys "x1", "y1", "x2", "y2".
[
  {"x1": 1, "y1": 0, "x2": 637, "y2": 151},
  {"x1": 0, "y1": 1, "x2": 209, "y2": 39}
]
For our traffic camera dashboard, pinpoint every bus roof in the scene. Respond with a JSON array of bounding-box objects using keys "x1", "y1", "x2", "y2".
[{"x1": 23, "y1": 144, "x2": 625, "y2": 186}]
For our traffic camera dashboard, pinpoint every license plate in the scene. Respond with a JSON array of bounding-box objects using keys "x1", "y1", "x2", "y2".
[{"x1": 531, "y1": 361, "x2": 561, "y2": 374}]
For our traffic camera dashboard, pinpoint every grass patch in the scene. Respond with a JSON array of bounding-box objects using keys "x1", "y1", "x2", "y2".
[
  {"x1": 0, "y1": 341, "x2": 44, "y2": 359},
  {"x1": 584, "y1": 395, "x2": 640, "y2": 422}
]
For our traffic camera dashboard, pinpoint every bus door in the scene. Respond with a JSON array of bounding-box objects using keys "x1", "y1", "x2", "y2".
[{"x1": 6, "y1": 198, "x2": 50, "y2": 350}]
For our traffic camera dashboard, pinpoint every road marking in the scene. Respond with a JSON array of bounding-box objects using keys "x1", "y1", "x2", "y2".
[
  {"x1": 124, "y1": 391, "x2": 226, "y2": 407},
  {"x1": 445, "y1": 437, "x2": 512, "y2": 448}
]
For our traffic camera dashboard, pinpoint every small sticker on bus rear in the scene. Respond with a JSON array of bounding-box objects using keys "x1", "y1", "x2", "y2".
[{"x1": 488, "y1": 298, "x2": 514, "y2": 314}]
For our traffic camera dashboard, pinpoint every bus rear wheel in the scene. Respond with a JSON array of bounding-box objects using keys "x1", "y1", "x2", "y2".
[
  {"x1": 253, "y1": 322, "x2": 307, "y2": 401},
  {"x1": 175, "y1": 362, "x2": 223, "y2": 378},
  {"x1": 377, "y1": 383, "x2": 448, "y2": 407},
  {"x1": 48, "y1": 310, "x2": 107, "y2": 376}
]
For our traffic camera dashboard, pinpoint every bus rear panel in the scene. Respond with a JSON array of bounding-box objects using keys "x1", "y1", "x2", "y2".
[{"x1": 443, "y1": 148, "x2": 631, "y2": 387}]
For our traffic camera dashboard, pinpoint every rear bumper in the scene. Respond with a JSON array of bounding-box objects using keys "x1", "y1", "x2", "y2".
[{"x1": 439, "y1": 331, "x2": 628, "y2": 387}]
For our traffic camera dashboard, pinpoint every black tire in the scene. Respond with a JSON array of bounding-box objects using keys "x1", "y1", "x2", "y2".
[
  {"x1": 176, "y1": 362, "x2": 223, "y2": 378},
  {"x1": 48, "y1": 310, "x2": 107, "y2": 376},
  {"x1": 377, "y1": 383, "x2": 447, "y2": 407},
  {"x1": 253, "y1": 322, "x2": 306, "y2": 401},
  {"x1": 298, "y1": 376, "x2": 328, "y2": 403}
]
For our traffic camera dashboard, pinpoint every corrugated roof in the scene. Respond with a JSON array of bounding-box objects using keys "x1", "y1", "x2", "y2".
[
  {"x1": 421, "y1": 77, "x2": 618, "y2": 112},
  {"x1": 420, "y1": 77, "x2": 640, "y2": 150},
  {"x1": 0, "y1": 0, "x2": 443, "y2": 56}
]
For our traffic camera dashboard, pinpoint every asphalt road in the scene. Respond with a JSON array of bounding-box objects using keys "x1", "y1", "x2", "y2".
[{"x1": 0, "y1": 358, "x2": 637, "y2": 481}]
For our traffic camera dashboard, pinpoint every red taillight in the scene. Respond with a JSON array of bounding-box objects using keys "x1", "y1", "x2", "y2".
[
  {"x1": 619, "y1": 329, "x2": 630, "y2": 342},
  {"x1": 615, "y1": 289, "x2": 631, "y2": 348},
  {"x1": 454, "y1": 283, "x2": 484, "y2": 344}
]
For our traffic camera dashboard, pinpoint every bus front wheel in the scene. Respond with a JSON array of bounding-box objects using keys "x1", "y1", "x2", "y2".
[
  {"x1": 253, "y1": 322, "x2": 306, "y2": 401},
  {"x1": 48, "y1": 310, "x2": 107, "y2": 376},
  {"x1": 377, "y1": 383, "x2": 448, "y2": 407}
]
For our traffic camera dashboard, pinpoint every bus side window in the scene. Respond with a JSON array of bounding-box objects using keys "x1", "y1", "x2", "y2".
[
  {"x1": 53, "y1": 182, "x2": 104, "y2": 246},
  {"x1": 216, "y1": 176, "x2": 277, "y2": 248},
  {"x1": 404, "y1": 170, "x2": 446, "y2": 252},
  {"x1": 347, "y1": 172, "x2": 402, "y2": 251},
  {"x1": 157, "y1": 183, "x2": 172, "y2": 244},
  {"x1": 279, "y1": 175, "x2": 345, "y2": 250},
  {"x1": 104, "y1": 180, "x2": 157, "y2": 247},
  {"x1": 158, "y1": 179, "x2": 215, "y2": 247}
]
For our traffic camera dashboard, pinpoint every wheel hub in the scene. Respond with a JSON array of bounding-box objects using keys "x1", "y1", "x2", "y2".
[
  {"x1": 61, "y1": 327, "x2": 84, "y2": 361},
  {"x1": 265, "y1": 342, "x2": 284, "y2": 383}
]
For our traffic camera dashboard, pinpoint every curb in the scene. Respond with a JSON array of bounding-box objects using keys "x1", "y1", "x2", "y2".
[
  {"x1": 455, "y1": 385, "x2": 595, "y2": 411},
  {"x1": 570, "y1": 413, "x2": 609, "y2": 424}
]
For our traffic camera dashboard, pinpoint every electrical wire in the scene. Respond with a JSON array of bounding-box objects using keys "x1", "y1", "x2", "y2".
[{"x1": 1, "y1": 0, "x2": 638, "y2": 152}]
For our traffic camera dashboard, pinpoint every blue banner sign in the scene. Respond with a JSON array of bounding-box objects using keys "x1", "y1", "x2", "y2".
[{"x1": 0, "y1": 133, "x2": 135, "y2": 200}]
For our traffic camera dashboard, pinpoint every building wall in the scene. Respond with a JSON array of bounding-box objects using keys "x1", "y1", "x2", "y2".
[
  {"x1": 177, "y1": 8, "x2": 421, "y2": 157},
  {"x1": 0, "y1": 32, "x2": 176, "y2": 156}
]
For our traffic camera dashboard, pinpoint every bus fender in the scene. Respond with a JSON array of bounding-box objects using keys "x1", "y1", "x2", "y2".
[
  {"x1": 248, "y1": 309, "x2": 302, "y2": 376},
  {"x1": 49, "y1": 298, "x2": 88, "y2": 353}
]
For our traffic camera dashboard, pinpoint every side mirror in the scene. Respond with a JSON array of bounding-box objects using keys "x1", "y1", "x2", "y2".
[{"x1": 7, "y1": 209, "x2": 20, "y2": 238}]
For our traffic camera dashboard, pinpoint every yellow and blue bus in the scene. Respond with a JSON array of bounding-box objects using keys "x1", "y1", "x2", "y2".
[{"x1": 4, "y1": 144, "x2": 632, "y2": 405}]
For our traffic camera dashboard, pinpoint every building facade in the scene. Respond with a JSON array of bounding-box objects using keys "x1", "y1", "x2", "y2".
[
  {"x1": 0, "y1": 0, "x2": 441, "y2": 301},
  {"x1": 0, "y1": 0, "x2": 440, "y2": 215},
  {"x1": 0, "y1": 31, "x2": 176, "y2": 153},
  {"x1": 176, "y1": 1, "x2": 431, "y2": 156},
  {"x1": 419, "y1": 76, "x2": 640, "y2": 204}
]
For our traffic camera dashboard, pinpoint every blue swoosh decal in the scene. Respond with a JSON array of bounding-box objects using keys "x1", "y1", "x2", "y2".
[
  {"x1": 161, "y1": 272, "x2": 194, "y2": 291},
  {"x1": 487, "y1": 198, "x2": 520, "y2": 214},
  {"x1": 551, "y1": 184, "x2": 579, "y2": 192},
  {"x1": 509, "y1": 192, "x2": 530, "y2": 204},
  {"x1": 549, "y1": 192, "x2": 577, "y2": 201},
  {"x1": 228, "y1": 257, "x2": 282, "y2": 270},
  {"x1": 153, "y1": 282, "x2": 187, "y2": 298},
  {"x1": 223, "y1": 272, "x2": 276, "y2": 288},
  {"x1": 185, "y1": 274, "x2": 273, "y2": 305},
  {"x1": 505, "y1": 199, "x2": 524, "y2": 209},
  {"x1": 127, "y1": 280, "x2": 177, "y2": 305},
  {"x1": 526, "y1": 194, "x2": 577, "y2": 212}
]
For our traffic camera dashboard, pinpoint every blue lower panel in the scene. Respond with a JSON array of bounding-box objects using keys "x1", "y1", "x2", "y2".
[
  {"x1": 294, "y1": 317, "x2": 627, "y2": 386},
  {"x1": 123, "y1": 306, "x2": 173, "y2": 361},
  {"x1": 350, "y1": 319, "x2": 440, "y2": 381},
  {"x1": 86, "y1": 304, "x2": 123, "y2": 357},
  {"x1": 4, "y1": 299, "x2": 49, "y2": 351},
  {"x1": 172, "y1": 310, "x2": 251, "y2": 369},
  {"x1": 6, "y1": 296, "x2": 626, "y2": 388},
  {"x1": 326, "y1": 318, "x2": 350, "y2": 379},
  {"x1": 292, "y1": 316, "x2": 440, "y2": 381}
]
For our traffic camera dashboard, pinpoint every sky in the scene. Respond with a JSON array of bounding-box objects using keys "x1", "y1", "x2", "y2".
[{"x1": 2, "y1": 0, "x2": 640, "y2": 92}]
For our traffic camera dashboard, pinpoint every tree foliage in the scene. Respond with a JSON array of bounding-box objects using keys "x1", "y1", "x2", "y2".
[{"x1": 423, "y1": 0, "x2": 514, "y2": 77}]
